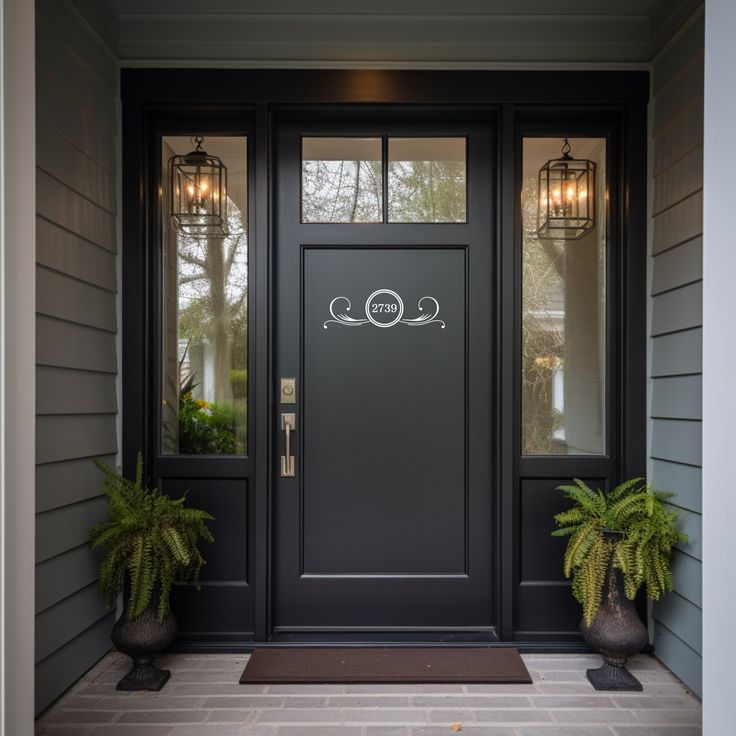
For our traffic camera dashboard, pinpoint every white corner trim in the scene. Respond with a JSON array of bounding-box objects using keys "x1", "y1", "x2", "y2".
[
  {"x1": 703, "y1": 0, "x2": 736, "y2": 732},
  {"x1": 0, "y1": 0, "x2": 36, "y2": 733}
]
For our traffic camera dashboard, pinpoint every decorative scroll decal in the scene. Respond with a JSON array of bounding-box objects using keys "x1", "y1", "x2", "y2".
[{"x1": 323, "y1": 289, "x2": 446, "y2": 329}]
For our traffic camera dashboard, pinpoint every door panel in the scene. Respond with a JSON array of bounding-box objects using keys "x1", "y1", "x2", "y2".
[
  {"x1": 303, "y1": 247, "x2": 466, "y2": 575},
  {"x1": 273, "y1": 115, "x2": 495, "y2": 634}
]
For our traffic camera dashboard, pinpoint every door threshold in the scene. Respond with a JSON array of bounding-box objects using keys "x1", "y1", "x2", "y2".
[{"x1": 268, "y1": 630, "x2": 499, "y2": 644}]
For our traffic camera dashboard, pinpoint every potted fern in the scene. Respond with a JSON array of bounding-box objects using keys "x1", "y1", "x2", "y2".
[
  {"x1": 552, "y1": 477, "x2": 687, "y2": 691},
  {"x1": 90, "y1": 453, "x2": 214, "y2": 691}
]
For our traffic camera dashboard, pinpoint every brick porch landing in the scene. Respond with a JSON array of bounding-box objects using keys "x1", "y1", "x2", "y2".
[{"x1": 35, "y1": 652, "x2": 701, "y2": 736}]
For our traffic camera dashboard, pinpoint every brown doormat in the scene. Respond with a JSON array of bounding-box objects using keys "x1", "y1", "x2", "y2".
[{"x1": 240, "y1": 647, "x2": 532, "y2": 684}]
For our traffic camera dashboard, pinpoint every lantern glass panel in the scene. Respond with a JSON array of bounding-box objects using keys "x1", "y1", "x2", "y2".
[
  {"x1": 537, "y1": 149, "x2": 596, "y2": 240},
  {"x1": 162, "y1": 136, "x2": 248, "y2": 455},
  {"x1": 521, "y1": 137, "x2": 607, "y2": 456},
  {"x1": 170, "y1": 148, "x2": 228, "y2": 237}
]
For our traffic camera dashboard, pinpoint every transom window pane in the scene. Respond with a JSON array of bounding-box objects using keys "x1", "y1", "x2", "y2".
[
  {"x1": 521, "y1": 137, "x2": 606, "y2": 455},
  {"x1": 162, "y1": 135, "x2": 248, "y2": 455},
  {"x1": 388, "y1": 137, "x2": 467, "y2": 223},
  {"x1": 301, "y1": 137, "x2": 383, "y2": 223}
]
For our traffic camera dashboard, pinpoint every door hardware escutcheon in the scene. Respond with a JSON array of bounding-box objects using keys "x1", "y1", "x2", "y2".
[
  {"x1": 280, "y1": 378, "x2": 296, "y2": 404},
  {"x1": 281, "y1": 412, "x2": 296, "y2": 477}
]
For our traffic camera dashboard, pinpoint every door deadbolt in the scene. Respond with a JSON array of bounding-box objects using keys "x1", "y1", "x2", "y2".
[{"x1": 280, "y1": 378, "x2": 296, "y2": 404}]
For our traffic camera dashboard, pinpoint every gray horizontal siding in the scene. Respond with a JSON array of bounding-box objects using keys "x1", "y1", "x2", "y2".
[
  {"x1": 37, "y1": 267, "x2": 116, "y2": 332},
  {"x1": 651, "y1": 419, "x2": 701, "y2": 467},
  {"x1": 35, "y1": 614, "x2": 116, "y2": 718},
  {"x1": 37, "y1": 171, "x2": 116, "y2": 253},
  {"x1": 652, "y1": 13, "x2": 705, "y2": 95},
  {"x1": 37, "y1": 366, "x2": 117, "y2": 416},
  {"x1": 37, "y1": 315, "x2": 118, "y2": 373},
  {"x1": 37, "y1": 415, "x2": 117, "y2": 466},
  {"x1": 653, "y1": 98, "x2": 703, "y2": 175},
  {"x1": 654, "y1": 591, "x2": 701, "y2": 655},
  {"x1": 36, "y1": 497, "x2": 109, "y2": 564},
  {"x1": 36, "y1": 582, "x2": 112, "y2": 663},
  {"x1": 651, "y1": 236, "x2": 702, "y2": 295},
  {"x1": 651, "y1": 459, "x2": 701, "y2": 513},
  {"x1": 649, "y1": 4, "x2": 703, "y2": 697},
  {"x1": 37, "y1": 455, "x2": 116, "y2": 514},
  {"x1": 652, "y1": 53, "x2": 704, "y2": 135},
  {"x1": 37, "y1": 119, "x2": 116, "y2": 212},
  {"x1": 652, "y1": 191, "x2": 702, "y2": 254},
  {"x1": 651, "y1": 375, "x2": 701, "y2": 420},
  {"x1": 671, "y1": 549, "x2": 702, "y2": 608},
  {"x1": 36, "y1": 69, "x2": 116, "y2": 172},
  {"x1": 651, "y1": 327, "x2": 701, "y2": 376},
  {"x1": 35, "y1": 0, "x2": 118, "y2": 715},
  {"x1": 36, "y1": 544, "x2": 103, "y2": 614},
  {"x1": 653, "y1": 620, "x2": 702, "y2": 695},
  {"x1": 37, "y1": 218, "x2": 117, "y2": 291},
  {"x1": 652, "y1": 146, "x2": 703, "y2": 216}
]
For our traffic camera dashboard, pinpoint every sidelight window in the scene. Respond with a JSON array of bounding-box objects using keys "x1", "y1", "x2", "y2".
[
  {"x1": 521, "y1": 137, "x2": 607, "y2": 456},
  {"x1": 161, "y1": 135, "x2": 248, "y2": 455}
]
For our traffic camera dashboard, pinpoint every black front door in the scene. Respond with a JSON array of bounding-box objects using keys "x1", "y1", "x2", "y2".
[{"x1": 273, "y1": 113, "x2": 496, "y2": 636}]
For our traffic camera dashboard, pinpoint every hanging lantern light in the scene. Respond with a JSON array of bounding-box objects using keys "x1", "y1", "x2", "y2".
[
  {"x1": 169, "y1": 136, "x2": 228, "y2": 237},
  {"x1": 537, "y1": 138, "x2": 596, "y2": 241}
]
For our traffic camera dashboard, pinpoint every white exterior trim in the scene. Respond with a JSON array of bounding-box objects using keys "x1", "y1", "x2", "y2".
[
  {"x1": 703, "y1": 0, "x2": 736, "y2": 731},
  {"x1": 0, "y1": 0, "x2": 36, "y2": 732}
]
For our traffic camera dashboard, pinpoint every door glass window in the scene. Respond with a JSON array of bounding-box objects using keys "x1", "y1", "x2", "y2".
[
  {"x1": 161, "y1": 135, "x2": 248, "y2": 455},
  {"x1": 521, "y1": 137, "x2": 607, "y2": 455},
  {"x1": 301, "y1": 137, "x2": 383, "y2": 223},
  {"x1": 388, "y1": 137, "x2": 467, "y2": 222}
]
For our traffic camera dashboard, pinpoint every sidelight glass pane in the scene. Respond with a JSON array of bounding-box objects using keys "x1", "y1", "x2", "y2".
[
  {"x1": 301, "y1": 137, "x2": 383, "y2": 223},
  {"x1": 388, "y1": 137, "x2": 467, "y2": 222},
  {"x1": 161, "y1": 136, "x2": 248, "y2": 455},
  {"x1": 521, "y1": 137, "x2": 606, "y2": 455}
]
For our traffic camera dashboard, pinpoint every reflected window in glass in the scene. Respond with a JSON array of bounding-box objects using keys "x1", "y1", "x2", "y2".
[
  {"x1": 301, "y1": 137, "x2": 383, "y2": 223},
  {"x1": 521, "y1": 137, "x2": 607, "y2": 456},
  {"x1": 161, "y1": 135, "x2": 248, "y2": 455},
  {"x1": 388, "y1": 137, "x2": 467, "y2": 223}
]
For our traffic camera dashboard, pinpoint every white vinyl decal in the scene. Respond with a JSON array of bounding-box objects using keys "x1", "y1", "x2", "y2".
[{"x1": 323, "y1": 289, "x2": 446, "y2": 329}]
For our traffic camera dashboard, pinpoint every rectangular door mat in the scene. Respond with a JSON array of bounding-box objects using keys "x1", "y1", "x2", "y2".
[{"x1": 240, "y1": 647, "x2": 532, "y2": 684}]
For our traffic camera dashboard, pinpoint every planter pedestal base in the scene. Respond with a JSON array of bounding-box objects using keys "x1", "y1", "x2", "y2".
[
  {"x1": 116, "y1": 658, "x2": 171, "y2": 692},
  {"x1": 586, "y1": 659, "x2": 642, "y2": 691}
]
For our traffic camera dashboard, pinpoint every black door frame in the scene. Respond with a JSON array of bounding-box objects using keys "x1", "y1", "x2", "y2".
[{"x1": 122, "y1": 69, "x2": 648, "y2": 650}]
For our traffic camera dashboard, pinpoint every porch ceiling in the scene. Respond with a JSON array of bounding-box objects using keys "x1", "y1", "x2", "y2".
[{"x1": 75, "y1": 0, "x2": 700, "y2": 66}]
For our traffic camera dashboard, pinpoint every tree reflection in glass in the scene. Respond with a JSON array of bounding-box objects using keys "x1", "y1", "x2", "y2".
[{"x1": 162, "y1": 136, "x2": 248, "y2": 455}]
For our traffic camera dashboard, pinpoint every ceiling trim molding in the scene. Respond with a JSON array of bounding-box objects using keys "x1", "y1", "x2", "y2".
[
  {"x1": 119, "y1": 59, "x2": 652, "y2": 72},
  {"x1": 115, "y1": 15, "x2": 653, "y2": 65}
]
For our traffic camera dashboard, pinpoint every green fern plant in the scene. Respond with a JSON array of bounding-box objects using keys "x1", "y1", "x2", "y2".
[
  {"x1": 551, "y1": 477, "x2": 687, "y2": 626},
  {"x1": 89, "y1": 453, "x2": 215, "y2": 622}
]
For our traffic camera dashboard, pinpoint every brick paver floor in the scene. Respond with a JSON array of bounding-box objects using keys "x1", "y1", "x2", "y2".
[{"x1": 35, "y1": 651, "x2": 701, "y2": 736}]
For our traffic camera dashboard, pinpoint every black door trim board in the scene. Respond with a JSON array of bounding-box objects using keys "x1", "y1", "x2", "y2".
[{"x1": 121, "y1": 69, "x2": 648, "y2": 650}]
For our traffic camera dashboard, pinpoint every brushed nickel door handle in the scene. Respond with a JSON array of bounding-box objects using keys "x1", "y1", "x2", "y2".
[{"x1": 281, "y1": 412, "x2": 296, "y2": 477}]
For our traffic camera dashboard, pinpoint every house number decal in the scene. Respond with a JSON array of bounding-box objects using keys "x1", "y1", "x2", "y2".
[{"x1": 323, "y1": 289, "x2": 446, "y2": 329}]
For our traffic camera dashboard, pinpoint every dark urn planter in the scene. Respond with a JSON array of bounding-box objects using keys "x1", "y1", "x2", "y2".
[
  {"x1": 580, "y1": 531, "x2": 648, "y2": 691},
  {"x1": 111, "y1": 591, "x2": 177, "y2": 691}
]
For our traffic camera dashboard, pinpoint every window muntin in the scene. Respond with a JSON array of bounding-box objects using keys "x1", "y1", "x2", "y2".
[
  {"x1": 161, "y1": 135, "x2": 248, "y2": 455},
  {"x1": 521, "y1": 137, "x2": 607, "y2": 456}
]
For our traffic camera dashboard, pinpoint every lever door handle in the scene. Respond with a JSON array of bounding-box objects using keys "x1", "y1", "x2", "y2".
[{"x1": 281, "y1": 413, "x2": 296, "y2": 477}]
